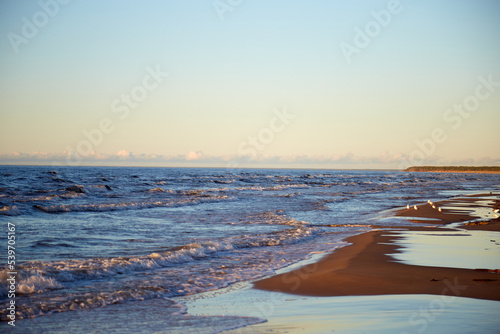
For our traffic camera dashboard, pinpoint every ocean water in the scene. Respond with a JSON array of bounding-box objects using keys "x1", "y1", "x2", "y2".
[{"x1": 0, "y1": 166, "x2": 498, "y2": 332}]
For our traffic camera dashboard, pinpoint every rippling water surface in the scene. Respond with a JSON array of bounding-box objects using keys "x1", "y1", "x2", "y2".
[{"x1": 0, "y1": 166, "x2": 498, "y2": 331}]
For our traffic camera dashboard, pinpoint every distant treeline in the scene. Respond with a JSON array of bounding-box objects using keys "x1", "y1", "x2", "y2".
[{"x1": 405, "y1": 166, "x2": 500, "y2": 173}]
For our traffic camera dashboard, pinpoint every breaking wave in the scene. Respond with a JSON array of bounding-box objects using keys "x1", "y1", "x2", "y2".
[
  {"x1": 33, "y1": 194, "x2": 228, "y2": 213},
  {"x1": 0, "y1": 205, "x2": 21, "y2": 216},
  {"x1": 0, "y1": 224, "x2": 313, "y2": 299}
]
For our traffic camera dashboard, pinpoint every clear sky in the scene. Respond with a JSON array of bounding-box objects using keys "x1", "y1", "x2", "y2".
[{"x1": 1, "y1": 0, "x2": 499, "y2": 169}]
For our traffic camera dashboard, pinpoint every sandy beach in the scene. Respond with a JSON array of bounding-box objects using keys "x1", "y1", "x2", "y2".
[{"x1": 254, "y1": 193, "x2": 500, "y2": 301}]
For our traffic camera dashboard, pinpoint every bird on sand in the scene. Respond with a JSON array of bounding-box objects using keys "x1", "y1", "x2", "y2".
[
  {"x1": 414, "y1": 205, "x2": 418, "y2": 210},
  {"x1": 438, "y1": 207, "x2": 442, "y2": 212},
  {"x1": 407, "y1": 204, "x2": 410, "y2": 209}
]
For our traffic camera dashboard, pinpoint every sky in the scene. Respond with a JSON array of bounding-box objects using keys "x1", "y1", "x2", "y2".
[{"x1": 0, "y1": 0, "x2": 499, "y2": 169}]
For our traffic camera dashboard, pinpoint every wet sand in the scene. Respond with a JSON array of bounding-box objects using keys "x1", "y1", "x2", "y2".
[{"x1": 254, "y1": 193, "x2": 500, "y2": 301}]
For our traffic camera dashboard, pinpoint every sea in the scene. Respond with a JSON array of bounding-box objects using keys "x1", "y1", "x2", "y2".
[{"x1": 0, "y1": 166, "x2": 498, "y2": 332}]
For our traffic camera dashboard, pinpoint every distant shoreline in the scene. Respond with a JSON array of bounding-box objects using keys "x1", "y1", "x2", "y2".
[{"x1": 405, "y1": 166, "x2": 500, "y2": 174}]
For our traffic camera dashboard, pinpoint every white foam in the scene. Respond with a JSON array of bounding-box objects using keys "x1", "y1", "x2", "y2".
[
  {"x1": 0, "y1": 270, "x2": 61, "y2": 298},
  {"x1": 32, "y1": 194, "x2": 228, "y2": 213},
  {"x1": 0, "y1": 205, "x2": 20, "y2": 215},
  {"x1": 16, "y1": 270, "x2": 62, "y2": 294},
  {"x1": 0, "y1": 241, "x2": 237, "y2": 297}
]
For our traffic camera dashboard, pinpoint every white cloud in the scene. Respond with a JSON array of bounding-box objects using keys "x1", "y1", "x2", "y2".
[
  {"x1": 185, "y1": 151, "x2": 204, "y2": 161},
  {"x1": 116, "y1": 150, "x2": 131, "y2": 158},
  {"x1": 0, "y1": 151, "x2": 498, "y2": 169}
]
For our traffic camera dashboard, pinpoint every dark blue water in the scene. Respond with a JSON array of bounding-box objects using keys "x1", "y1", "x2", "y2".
[{"x1": 0, "y1": 166, "x2": 498, "y2": 330}]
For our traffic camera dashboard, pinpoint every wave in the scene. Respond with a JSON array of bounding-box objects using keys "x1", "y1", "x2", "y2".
[
  {"x1": 0, "y1": 222, "x2": 313, "y2": 299},
  {"x1": 213, "y1": 179, "x2": 235, "y2": 184},
  {"x1": 0, "y1": 205, "x2": 21, "y2": 216},
  {"x1": 0, "y1": 270, "x2": 62, "y2": 298},
  {"x1": 31, "y1": 239, "x2": 77, "y2": 248},
  {"x1": 0, "y1": 241, "x2": 235, "y2": 299},
  {"x1": 234, "y1": 184, "x2": 310, "y2": 192},
  {"x1": 232, "y1": 226, "x2": 314, "y2": 248},
  {"x1": 17, "y1": 271, "x2": 62, "y2": 295},
  {"x1": 0, "y1": 284, "x2": 176, "y2": 321},
  {"x1": 146, "y1": 187, "x2": 166, "y2": 193},
  {"x1": 8, "y1": 194, "x2": 59, "y2": 203},
  {"x1": 87, "y1": 184, "x2": 113, "y2": 191},
  {"x1": 242, "y1": 211, "x2": 309, "y2": 226},
  {"x1": 58, "y1": 192, "x2": 85, "y2": 199},
  {"x1": 32, "y1": 194, "x2": 228, "y2": 213},
  {"x1": 0, "y1": 223, "x2": 317, "y2": 321}
]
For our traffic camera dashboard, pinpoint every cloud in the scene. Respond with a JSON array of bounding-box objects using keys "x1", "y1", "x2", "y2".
[
  {"x1": 0, "y1": 151, "x2": 499, "y2": 169},
  {"x1": 116, "y1": 149, "x2": 131, "y2": 158},
  {"x1": 185, "y1": 151, "x2": 204, "y2": 161}
]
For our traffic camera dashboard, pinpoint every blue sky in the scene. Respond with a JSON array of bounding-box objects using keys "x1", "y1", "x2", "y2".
[{"x1": 1, "y1": 0, "x2": 499, "y2": 169}]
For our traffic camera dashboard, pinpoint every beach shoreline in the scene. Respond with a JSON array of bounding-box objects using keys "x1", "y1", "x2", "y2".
[
  {"x1": 404, "y1": 166, "x2": 500, "y2": 174},
  {"x1": 253, "y1": 193, "x2": 500, "y2": 301}
]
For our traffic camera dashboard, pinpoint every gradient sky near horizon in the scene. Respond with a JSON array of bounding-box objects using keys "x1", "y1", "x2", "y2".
[{"x1": 1, "y1": 0, "x2": 499, "y2": 169}]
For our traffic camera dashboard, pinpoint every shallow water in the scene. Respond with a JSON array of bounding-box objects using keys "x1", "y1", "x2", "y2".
[
  {"x1": 185, "y1": 286, "x2": 500, "y2": 334},
  {"x1": 388, "y1": 230, "x2": 500, "y2": 270},
  {"x1": 10, "y1": 298, "x2": 265, "y2": 334},
  {"x1": 1, "y1": 166, "x2": 499, "y2": 331}
]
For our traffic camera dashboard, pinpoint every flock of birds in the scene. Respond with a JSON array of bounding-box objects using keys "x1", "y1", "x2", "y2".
[
  {"x1": 406, "y1": 201, "x2": 500, "y2": 217},
  {"x1": 406, "y1": 200, "x2": 442, "y2": 212}
]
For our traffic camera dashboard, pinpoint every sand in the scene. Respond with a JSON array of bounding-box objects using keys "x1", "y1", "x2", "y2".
[{"x1": 254, "y1": 193, "x2": 500, "y2": 302}]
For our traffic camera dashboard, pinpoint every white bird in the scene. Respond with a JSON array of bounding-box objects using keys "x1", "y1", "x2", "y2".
[
  {"x1": 432, "y1": 205, "x2": 436, "y2": 209},
  {"x1": 494, "y1": 209, "x2": 499, "y2": 213},
  {"x1": 414, "y1": 205, "x2": 418, "y2": 210},
  {"x1": 407, "y1": 204, "x2": 410, "y2": 210},
  {"x1": 438, "y1": 207, "x2": 442, "y2": 212},
  {"x1": 428, "y1": 200, "x2": 433, "y2": 205}
]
